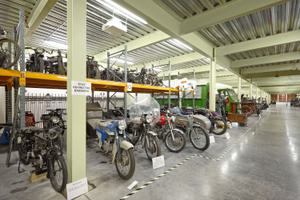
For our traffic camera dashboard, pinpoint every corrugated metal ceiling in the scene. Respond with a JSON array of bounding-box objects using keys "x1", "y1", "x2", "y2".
[
  {"x1": 199, "y1": 0, "x2": 300, "y2": 47},
  {"x1": 160, "y1": 0, "x2": 229, "y2": 19},
  {"x1": 0, "y1": 0, "x2": 36, "y2": 32},
  {"x1": 31, "y1": 0, "x2": 157, "y2": 55}
]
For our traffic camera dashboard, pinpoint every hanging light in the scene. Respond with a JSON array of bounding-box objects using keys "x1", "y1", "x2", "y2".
[{"x1": 100, "y1": 0, "x2": 147, "y2": 25}]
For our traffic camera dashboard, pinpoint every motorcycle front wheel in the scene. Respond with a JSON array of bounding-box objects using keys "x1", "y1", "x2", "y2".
[
  {"x1": 211, "y1": 118, "x2": 227, "y2": 135},
  {"x1": 165, "y1": 129, "x2": 186, "y2": 153},
  {"x1": 115, "y1": 148, "x2": 135, "y2": 180},
  {"x1": 48, "y1": 155, "x2": 68, "y2": 193},
  {"x1": 145, "y1": 135, "x2": 161, "y2": 160},
  {"x1": 189, "y1": 126, "x2": 210, "y2": 151}
]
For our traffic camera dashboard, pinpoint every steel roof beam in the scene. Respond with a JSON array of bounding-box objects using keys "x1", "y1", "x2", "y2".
[
  {"x1": 114, "y1": 0, "x2": 214, "y2": 58},
  {"x1": 25, "y1": 0, "x2": 59, "y2": 42},
  {"x1": 94, "y1": 30, "x2": 170, "y2": 61},
  {"x1": 217, "y1": 30, "x2": 300, "y2": 56},
  {"x1": 241, "y1": 63, "x2": 300, "y2": 74},
  {"x1": 232, "y1": 52, "x2": 300, "y2": 68},
  {"x1": 179, "y1": 0, "x2": 284, "y2": 35},
  {"x1": 133, "y1": 52, "x2": 204, "y2": 69}
]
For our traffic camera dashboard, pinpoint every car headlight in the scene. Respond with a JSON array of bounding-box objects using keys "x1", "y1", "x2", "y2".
[
  {"x1": 146, "y1": 114, "x2": 153, "y2": 123},
  {"x1": 51, "y1": 116, "x2": 60, "y2": 124},
  {"x1": 118, "y1": 120, "x2": 126, "y2": 130}
]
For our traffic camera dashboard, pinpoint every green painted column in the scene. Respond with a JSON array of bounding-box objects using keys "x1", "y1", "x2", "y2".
[
  {"x1": 67, "y1": 0, "x2": 86, "y2": 182},
  {"x1": 209, "y1": 48, "x2": 216, "y2": 111}
]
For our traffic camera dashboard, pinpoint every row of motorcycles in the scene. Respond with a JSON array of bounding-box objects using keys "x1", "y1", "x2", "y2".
[
  {"x1": 87, "y1": 97, "x2": 228, "y2": 180},
  {"x1": 291, "y1": 98, "x2": 300, "y2": 107},
  {"x1": 15, "y1": 108, "x2": 67, "y2": 192},
  {"x1": 24, "y1": 48, "x2": 163, "y2": 86}
]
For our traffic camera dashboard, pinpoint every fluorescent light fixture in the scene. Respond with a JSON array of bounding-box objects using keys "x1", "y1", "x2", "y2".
[
  {"x1": 169, "y1": 39, "x2": 193, "y2": 51},
  {"x1": 44, "y1": 41, "x2": 67, "y2": 50},
  {"x1": 111, "y1": 58, "x2": 134, "y2": 65},
  {"x1": 101, "y1": 0, "x2": 147, "y2": 24}
]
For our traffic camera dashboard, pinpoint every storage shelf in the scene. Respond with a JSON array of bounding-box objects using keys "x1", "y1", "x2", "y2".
[{"x1": 0, "y1": 69, "x2": 178, "y2": 93}]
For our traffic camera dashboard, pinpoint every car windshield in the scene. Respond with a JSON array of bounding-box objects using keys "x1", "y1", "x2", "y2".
[{"x1": 227, "y1": 89, "x2": 239, "y2": 101}]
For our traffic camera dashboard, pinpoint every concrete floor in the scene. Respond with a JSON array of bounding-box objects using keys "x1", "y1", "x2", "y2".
[{"x1": 0, "y1": 103, "x2": 299, "y2": 200}]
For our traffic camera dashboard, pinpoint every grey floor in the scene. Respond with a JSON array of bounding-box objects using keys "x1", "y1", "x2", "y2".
[{"x1": 1, "y1": 103, "x2": 299, "y2": 200}]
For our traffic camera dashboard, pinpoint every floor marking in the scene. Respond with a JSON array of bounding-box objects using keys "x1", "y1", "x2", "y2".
[{"x1": 120, "y1": 153, "x2": 198, "y2": 200}]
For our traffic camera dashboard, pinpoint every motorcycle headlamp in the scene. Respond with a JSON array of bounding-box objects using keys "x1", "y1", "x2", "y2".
[
  {"x1": 118, "y1": 120, "x2": 127, "y2": 131},
  {"x1": 146, "y1": 114, "x2": 153, "y2": 123},
  {"x1": 171, "y1": 116, "x2": 176, "y2": 123},
  {"x1": 51, "y1": 116, "x2": 60, "y2": 124}
]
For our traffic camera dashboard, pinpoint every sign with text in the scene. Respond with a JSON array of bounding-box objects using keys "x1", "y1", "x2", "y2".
[
  {"x1": 72, "y1": 81, "x2": 91, "y2": 96},
  {"x1": 127, "y1": 82, "x2": 132, "y2": 92},
  {"x1": 152, "y1": 155, "x2": 165, "y2": 169},
  {"x1": 66, "y1": 177, "x2": 88, "y2": 200}
]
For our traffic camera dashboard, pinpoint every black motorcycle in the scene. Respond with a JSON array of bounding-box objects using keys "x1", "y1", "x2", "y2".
[
  {"x1": 41, "y1": 109, "x2": 66, "y2": 149},
  {"x1": 86, "y1": 56, "x2": 101, "y2": 79},
  {"x1": 16, "y1": 127, "x2": 68, "y2": 192},
  {"x1": 25, "y1": 47, "x2": 45, "y2": 72}
]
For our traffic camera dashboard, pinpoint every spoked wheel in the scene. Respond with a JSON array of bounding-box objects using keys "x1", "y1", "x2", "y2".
[
  {"x1": 211, "y1": 118, "x2": 227, "y2": 135},
  {"x1": 0, "y1": 38, "x2": 20, "y2": 69},
  {"x1": 48, "y1": 155, "x2": 68, "y2": 193},
  {"x1": 115, "y1": 148, "x2": 135, "y2": 180},
  {"x1": 165, "y1": 129, "x2": 186, "y2": 153},
  {"x1": 189, "y1": 126, "x2": 210, "y2": 151},
  {"x1": 144, "y1": 135, "x2": 161, "y2": 160}
]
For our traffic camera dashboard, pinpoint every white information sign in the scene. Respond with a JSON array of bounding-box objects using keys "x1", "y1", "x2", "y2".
[
  {"x1": 209, "y1": 135, "x2": 215, "y2": 144},
  {"x1": 127, "y1": 82, "x2": 132, "y2": 92},
  {"x1": 225, "y1": 132, "x2": 231, "y2": 139},
  {"x1": 72, "y1": 81, "x2": 91, "y2": 96},
  {"x1": 66, "y1": 177, "x2": 88, "y2": 200},
  {"x1": 152, "y1": 155, "x2": 165, "y2": 169}
]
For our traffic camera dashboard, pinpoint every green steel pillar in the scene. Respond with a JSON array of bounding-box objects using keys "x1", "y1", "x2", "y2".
[
  {"x1": 209, "y1": 48, "x2": 216, "y2": 111},
  {"x1": 67, "y1": 0, "x2": 86, "y2": 182}
]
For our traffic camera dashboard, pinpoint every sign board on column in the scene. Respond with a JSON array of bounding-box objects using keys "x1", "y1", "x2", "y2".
[
  {"x1": 72, "y1": 81, "x2": 91, "y2": 96},
  {"x1": 66, "y1": 177, "x2": 88, "y2": 200}
]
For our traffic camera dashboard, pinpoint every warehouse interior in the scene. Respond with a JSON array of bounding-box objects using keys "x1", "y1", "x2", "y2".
[{"x1": 0, "y1": 0, "x2": 300, "y2": 199}]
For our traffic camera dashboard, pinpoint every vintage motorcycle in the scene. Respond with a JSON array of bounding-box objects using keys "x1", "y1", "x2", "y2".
[
  {"x1": 160, "y1": 110, "x2": 186, "y2": 152},
  {"x1": 96, "y1": 119, "x2": 135, "y2": 180},
  {"x1": 16, "y1": 127, "x2": 68, "y2": 192},
  {"x1": 171, "y1": 107, "x2": 210, "y2": 151},
  {"x1": 0, "y1": 29, "x2": 20, "y2": 69},
  {"x1": 194, "y1": 108, "x2": 227, "y2": 135},
  {"x1": 25, "y1": 47, "x2": 45, "y2": 72},
  {"x1": 41, "y1": 108, "x2": 66, "y2": 149},
  {"x1": 86, "y1": 56, "x2": 101, "y2": 79},
  {"x1": 127, "y1": 113, "x2": 162, "y2": 160}
]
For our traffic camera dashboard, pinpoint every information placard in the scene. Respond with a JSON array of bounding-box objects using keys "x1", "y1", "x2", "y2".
[
  {"x1": 152, "y1": 155, "x2": 165, "y2": 169},
  {"x1": 72, "y1": 81, "x2": 91, "y2": 96},
  {"x1": 66, "y1": 177, "x2": 88, "y2": 200}
]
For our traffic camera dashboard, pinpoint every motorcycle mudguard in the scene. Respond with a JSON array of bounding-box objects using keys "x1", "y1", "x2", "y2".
[
  {"x1": 120, "y1": 140, "x2": 134, "y2": 150},
  {"x1": 147, "y1": 131, "x2": 157, "y2": 137},
  {"x1": 172, "y1": 128, "x2": 185, "y2": 135}
]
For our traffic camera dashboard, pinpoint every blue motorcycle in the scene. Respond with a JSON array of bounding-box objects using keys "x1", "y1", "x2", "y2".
[{"x1": 96, "y1": 119, "x2": 135, "y2": 180}]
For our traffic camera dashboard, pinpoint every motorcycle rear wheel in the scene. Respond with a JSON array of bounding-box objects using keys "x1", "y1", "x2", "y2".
[
  {"x1": 211, "y1": 118, "x2": 227, "y2": 135},
  {"x1": 48, "y1": 154, "x2": 68, "y2": 193},
  {"x1": 115, "y1": 148, "x2": 135, "y2": 180}
]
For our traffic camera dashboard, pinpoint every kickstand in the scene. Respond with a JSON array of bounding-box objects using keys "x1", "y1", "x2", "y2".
[{"x1": 18, "y1": 161, "x2": 25, "y2": 173}]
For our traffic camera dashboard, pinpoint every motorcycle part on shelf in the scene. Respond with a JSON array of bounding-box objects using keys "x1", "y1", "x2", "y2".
[
  {"x1": 86, "y1": 56, "x2": 101, "y2": 79},
  {"x1": 0, "y1": 38, "x2": 20, "y2": 69}
]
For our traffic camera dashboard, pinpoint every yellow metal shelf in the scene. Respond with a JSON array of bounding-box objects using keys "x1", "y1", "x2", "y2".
[{"x1": 0, "y1": 69, "x2": 178, "y2": 94}]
